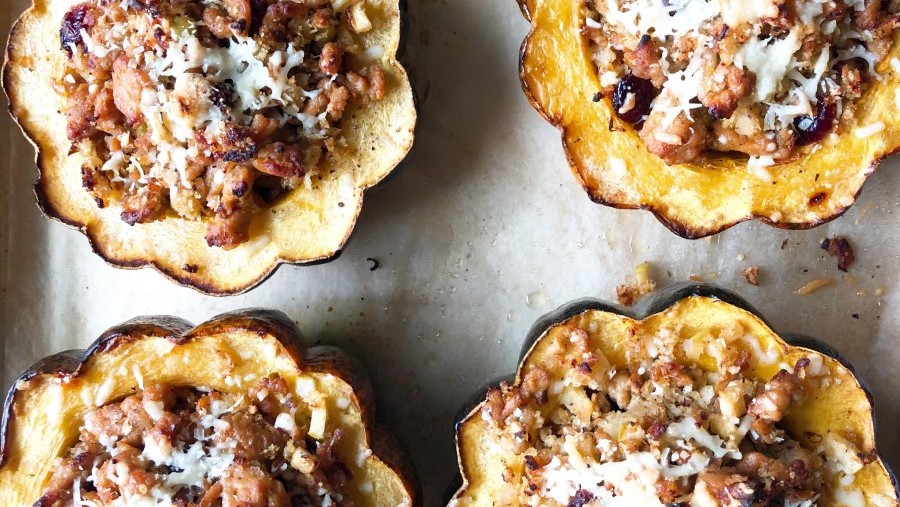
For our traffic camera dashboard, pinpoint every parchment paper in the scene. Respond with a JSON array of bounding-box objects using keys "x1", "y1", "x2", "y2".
[{"x1": 1, "y1": 0, "x2": 897, "y2": 504}]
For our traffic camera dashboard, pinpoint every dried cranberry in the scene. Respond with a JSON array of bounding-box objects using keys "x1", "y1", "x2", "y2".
[
  {"x1": 568, "y1": 489, "x2": 594, "y2": 507},
  {"x1": 210, "y1": 82, "x2": 235, "y2": 108},
  {"x1": 612, "y1": 74, "x2": 656, "y2": 125},
  {"x1": 60, "y1": 5, "x2": 91, "y2": 56},
  {"x1": 793, "y1": 101, "x2": 837, "y2": 146},
  {"x1": 648, "y1": 421, "x2": 669, "y2": 439}
]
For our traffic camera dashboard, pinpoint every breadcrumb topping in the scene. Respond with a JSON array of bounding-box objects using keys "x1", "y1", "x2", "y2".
[
  {"x1": 582, "y1": 0, "x2": 899, "y2": 165},
  {"x1": 479, "y1": 321, "x2": 872, "y2": 506}
]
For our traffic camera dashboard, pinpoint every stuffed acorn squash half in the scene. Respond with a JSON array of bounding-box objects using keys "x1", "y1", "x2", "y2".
[
  {"x1": 0, "y1": 309, "x2": 419, "y2": 506},
  {"x1": 451, "y1": 283, "x2": 898, "y2": 507},
  {"x1": 518, "y1": 0, "x2": 900, "y2": 237},
  {"x1": 3, "y1": 0, "x2": 416, "y2": 294}
]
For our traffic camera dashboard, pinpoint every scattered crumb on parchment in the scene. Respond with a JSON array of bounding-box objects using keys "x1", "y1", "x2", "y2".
[
  {"x1": 795, "y1": 278, "x2": 835, "y2": 295},
  {"x1": 616, "y1": 262, "x2": 656, "y2": 306},
  {"x1": 743, "y1": 266, "x2": 759, "y2": 286}
]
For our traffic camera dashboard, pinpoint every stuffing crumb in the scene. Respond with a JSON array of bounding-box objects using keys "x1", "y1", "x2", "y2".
[
  {"x1": 821, "y1": 237, "x2": 855, "y2": 272},
  {"x1": 616, "y1": 262, "x2": 656, "y2": 306},
  {"x1": 743, "y1": 266, "x2": 759, "y2": 286},
  {"x1": 480, "y1": 320, "x2": 832, "y2": 506}
]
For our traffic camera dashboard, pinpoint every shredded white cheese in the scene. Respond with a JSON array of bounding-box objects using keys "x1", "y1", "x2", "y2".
[
  {"x1": 855, "y1": 121, "x2": 885, "y2": 138},
  {"x1": 592, "y1": 0, "x2": 885, "y2": 132},
  {"x1": 736, "y1": 28, "x2": 803, "y2": 102}
]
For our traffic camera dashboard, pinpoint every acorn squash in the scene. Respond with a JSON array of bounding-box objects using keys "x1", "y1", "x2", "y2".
[
  {"x1": 450, "y1": 283, "x2": 899, "y2": 506},
  {"x1": 517, "y1": 0, "x2": 900, "y2": 238},
  {"x1": 0, "y1": 309, "x2": 420, "y2": 506},
  {"x1": 3, "y1": 0, "x2": 416, "y2": 294}
]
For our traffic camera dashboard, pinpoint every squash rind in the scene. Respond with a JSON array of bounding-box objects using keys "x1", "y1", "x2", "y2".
[
  {"x1": 0, "y1": 309, "x2": 420, "y2": 506},
  {"x1": 516, "y1": 0, "x2": 900, "y2": 238},
  {"x1": 2, "y1": 0, "x2": 417, "y2": 294},
  {"x1": 451, "y1": 282, "x2": 899, "y2": 505}
]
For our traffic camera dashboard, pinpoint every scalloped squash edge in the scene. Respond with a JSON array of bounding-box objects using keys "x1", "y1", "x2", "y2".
[
  {"x1": 3, "y1": 0, "x2": 417, "y2": 294},
  {"x1": 0, "y1": 309, "x2": 421, "y2": 506},
  {"x1": 518, "y1": 0, "x2": 900, "y2": 238}
]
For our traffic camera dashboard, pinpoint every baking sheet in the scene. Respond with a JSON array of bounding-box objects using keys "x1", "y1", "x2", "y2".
[{"x1": 1, "y1": 0, "x2": 897, "y2": 504}]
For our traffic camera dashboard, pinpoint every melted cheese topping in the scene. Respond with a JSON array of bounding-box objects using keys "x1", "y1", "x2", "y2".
[
  {"x1": 62, "y1": 0, "x2": 374, "y2": 233},
  {"x1": 532, "y1": 415, "x2": 752, "y2": 506},
  {"x1": 590, "y1": 0, "x2": 885, "y2": 131},
  {"x1": 538, "y1": 419, "x2": 739, "y2": 506},
  {"x1": 133, "y1": 25, "x2": 328, "y2": 193},
  {"x1": 735, "y1": 28, "x2": 803, "y2": 103}
]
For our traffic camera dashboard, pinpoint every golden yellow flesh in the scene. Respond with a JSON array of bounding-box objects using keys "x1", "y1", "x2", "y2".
[
  {"x1": 519, "y1": 0, "x2": 900, "y2": 237},
  {"x1": 0, "y1": 325, "x2": 414, "y2": 506},
  {"x1": 3, "y1": 0, "x2": 416, "y2": 293},
  {"x1": 453, "y1": 296, "x2": 898, "y2": 506}
]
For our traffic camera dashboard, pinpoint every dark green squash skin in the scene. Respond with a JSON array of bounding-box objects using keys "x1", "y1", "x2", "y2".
[
  {"x1": 0, "y1": 309, "x2": 421, "y2": 505},
  {"x1": 450, "y1": 282, "x2": 898, "y2": 499}
]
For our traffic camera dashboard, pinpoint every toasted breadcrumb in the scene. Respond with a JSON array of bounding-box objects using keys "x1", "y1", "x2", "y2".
[
  {"x1": 743, "y1": 266, "x2": 760, "y2": 286},
  {"x1": 615, "y1": 262, "x2": 656, "y2": 306}
]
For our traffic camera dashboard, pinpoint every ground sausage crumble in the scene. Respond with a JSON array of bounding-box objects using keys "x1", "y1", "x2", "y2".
[
  {"x1": 34, "y1": 374, "x2": 357, "y2": 506},
  {"x1": 58, "y1": 0, "x2": 385, "y2": 248},
  {"x1": 583, "y1": 0, "x2": 900, "y2": 166},
  {"x1": 476, "y1": 321, "x2": 875, "y2": 506}
]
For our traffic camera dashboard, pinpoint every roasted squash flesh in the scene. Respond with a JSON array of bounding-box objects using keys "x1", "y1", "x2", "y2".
[
  {"x1": 0, "y1": 310, "x2": 419, "y2": 506},
  {"x1": 452, "y1": 286, "x2": 898, "y2": 506},
  {"x1": 3, "y1": 0, "x2": 416, "y2": 294},
  {"x1": 518, "y1": 0, "x2": 900, "y2": 237}
]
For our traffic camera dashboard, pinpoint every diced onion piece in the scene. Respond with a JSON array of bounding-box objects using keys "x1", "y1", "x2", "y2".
[
  {"x1": 350, "y1": 2, "x2": 373, "y2": 34},
  {"x1": 308, "y1": 397, "x2": 328, "y2": 440}
]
